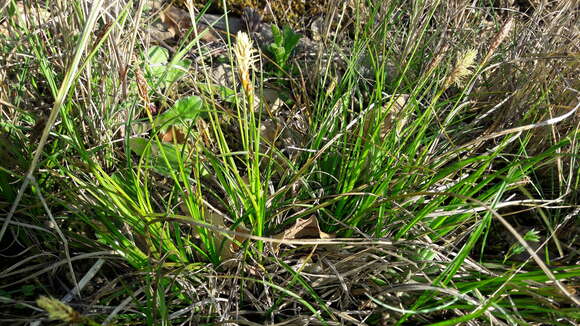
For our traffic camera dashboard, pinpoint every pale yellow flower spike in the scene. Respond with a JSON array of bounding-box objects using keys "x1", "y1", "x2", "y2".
[
  {"x1": 234, "y1": 31, "x2": 257, "y2": 101},
  {"x1": 36, "y1": 296, "x2": 80, "y2": 322},
  {"x1": 445, "y1": 48, "x2": 478, "y2": 89}
]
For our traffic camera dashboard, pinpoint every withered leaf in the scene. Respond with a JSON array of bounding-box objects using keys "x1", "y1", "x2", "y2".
[
  {"x1": 272, "y1": 216, "x2": 333, "y2": 253},
  {"x1": 159, "y1": 5, "x2": 192, "y2": 37},
  {"x1": 160, "y1": 125, "x2": 186, "y2": 144},
  {"x1": 159, "y1": 5, "x2": 220, "y2": 42}
]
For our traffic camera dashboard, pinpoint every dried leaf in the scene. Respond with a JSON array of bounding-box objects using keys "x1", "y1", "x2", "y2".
[
  {"x1": 160, "y1": 125, "x2": 186, "y2": 144},
  {"x1": 363, "y1": 94, "x2": 410, "y2": 140},
  {"x1": 272, "y1": 216, "x2": 333, "y2": 253},
  {"x1": 159, "y1": 5, "x2": 220, "y2": 42},
  {"x1": 206, "y1": 211, "x2": 249, "y2": 259},
  {"x1": 160, "y1": 5, "x2": 192, "y2": 37},
  {"x1": 180, "y1": 195, "x2": 250, "y2": 260}
]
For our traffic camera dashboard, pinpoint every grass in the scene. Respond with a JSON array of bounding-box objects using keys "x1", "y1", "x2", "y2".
[{"x1": 1, "y1": 0, "x2": 579, "y2": 325}]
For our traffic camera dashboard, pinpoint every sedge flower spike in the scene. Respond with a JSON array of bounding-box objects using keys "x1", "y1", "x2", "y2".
[
  {"x1": 444, "y1": 48, "x2": 478, "y2": 89},
  {"x1": 234, "y1": 31, "x2": 257, "y2": 98},
  {"x1": 36, "y1": 296, "x2": 80, "y2": 322}
]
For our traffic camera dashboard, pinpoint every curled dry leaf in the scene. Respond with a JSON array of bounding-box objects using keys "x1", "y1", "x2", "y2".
[
  {"x1": 205, "y1": 211, "x2": 249, "y2": 260},
  {"x1": 160, "y1": 125, "x2": 186, "y2": 144},
  {"x1": 159, "y1": 4, "x2": 220, "y2": 42},
  {"x1": 159, "y1": 5, "x2": 192, "y2": 37},
  {"x1": 363, "y1": 94, "x2": 410, "y2": 140},
  {"x1": 272, "y1": 216, "x2": 333, "y2": 253},
  {"x1": 181, "y1": 196, "x2": 250, "y2": 260}
]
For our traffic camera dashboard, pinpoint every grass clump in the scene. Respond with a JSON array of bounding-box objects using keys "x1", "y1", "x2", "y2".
[{"x1": 1, "y1": 0, "x2": 579, "y2": 325}]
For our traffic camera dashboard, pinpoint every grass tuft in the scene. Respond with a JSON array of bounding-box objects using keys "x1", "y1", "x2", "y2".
[{"x1": 1, "y1": 0, "x2": 579, "y2": 324}]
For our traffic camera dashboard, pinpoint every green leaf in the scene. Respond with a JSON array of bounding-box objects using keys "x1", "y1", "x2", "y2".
[
  {"x1": 129, "y1": 137, "x2": 192, "y2": 176},
  {"x1": 164, "y1": 58, "x2": 191, "y2": 84},
  {"x1": 503, "y1": 229, "x2": 541, "y2": 263},
  {"x1": 147, "y1": 46, "x2": 169, "y2": 66},
  {"x1": 145, "y1": 46, "x2": 191, "y2": 86},
  {"x1": 21, "y1": 285, "x2": 35, "y2": 297},
  {"x1": 266, "y1": 25, "x2": 301, "y2": 76},
  {"x1": 155, "y1": 95, "x2": 203, "y2": 129},
  {"x1": 128, "y1": 137, "x2": 149, "y2": 156},
  {"x1": 197, "y1": 84, "x2": 237, "y2": 103},
  {"x1": 270, "y1": 43, "x2": 285, "y2": 64},
  {"x1": 282, "y1": 26, "x2": 301, "y2": 56},
  {"x1": 271, "y1": 24, "x2": 282, "y2": 45}
]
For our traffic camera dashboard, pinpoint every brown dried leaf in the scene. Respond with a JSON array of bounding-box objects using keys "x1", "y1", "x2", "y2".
[
  {"x1": 160, "y1": 126, "x2": 186, "y2": 144},
  {"x1": 180, "y1": 195, "x2": 250, "y2": 260},
  {"x1": 160, "y1": 5, "x2": 192, "y2": 37},
  {"x1": 272, "y1": 216, "x2": 333, "y2": 253},
  {"x1": 363, "y1": 94, "x2": 410, "y2": 140},
  {"x1": 159, "y1": 5, "x2": 220, "y2": 42},
  {"x1": 206, "y1": 211, "x2": 249, "y2": 259}
]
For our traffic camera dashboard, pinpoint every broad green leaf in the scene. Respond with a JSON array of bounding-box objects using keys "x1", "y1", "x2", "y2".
[
  {"x1": 271, "y1": 24, "x2": 282, "y2": 45},
  {"x1": 146, "y1": 46, "x2": 191, "y2": 85},
  {"x1": 266, "y1": 25, "x2": 301, "y2": 76},
  {"x1": 197, "y1": 83, "x2": 237, "y2": 103},
  {"x1": 128, "y1": 137, "x2": 149, "y2": 156},
  {"x1": 282, "y1": 26, "x2": 301, "y2": 57},
  {"x1": 155, "y1": 95, "x2": 203, "y2": 128},
  {"x1": 129, "y1": 137, "x2": 208, "y2": 177},
  {"x1": 164, "y1": 58, "x2": 191, "y2": 84},
  {"x1": 147, "y1": 46, "x2": 169, "y2": 66},
  {"x1": 129, "y1": 137, "x2": 189, "y2": 175}
]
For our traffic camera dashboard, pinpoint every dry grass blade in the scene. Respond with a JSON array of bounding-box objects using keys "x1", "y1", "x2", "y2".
[
  {"x1": 30, "y1": 178, "x2": 79, "y2": 297},
  {"x1": 418, "y1": 191, "x2": 580, "y2": 306},
  {"x1": 1, "y1": 0, "x2": 105, "y2": 242},
  {"x1": 158, "y1": 215, "x2": 397, "y2": 246},
  {"x1": 0, "y1": 252, "x2": 112, "y2": 289},
  {"x1": 462, "y1": 101, "x2": 579, "y2": 149},
  {"x1": 0, "y1": 0, "x2": 107, "y2": 306},
  {"x1": 103, "y1": 287, "x2": 145, "y2": 324},
  {"x1": 366, "y1": 284, "x2": 508, "y2": 325}
]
